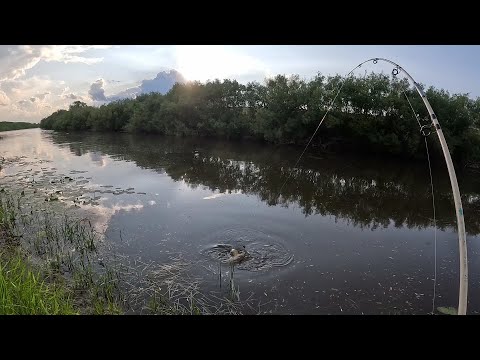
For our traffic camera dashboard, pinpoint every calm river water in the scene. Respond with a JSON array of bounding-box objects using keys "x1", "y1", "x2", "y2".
[{"x1": 1, "y1": 128, "x2": 479, "y2": 314}]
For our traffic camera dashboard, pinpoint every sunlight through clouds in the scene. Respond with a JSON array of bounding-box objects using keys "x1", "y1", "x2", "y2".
[
  {"x1": 0, "y1": 45, "x2": 478, "y2": 123},
  {"x1": 174, "y1": 45, "x2": 269, "y2": 82}
]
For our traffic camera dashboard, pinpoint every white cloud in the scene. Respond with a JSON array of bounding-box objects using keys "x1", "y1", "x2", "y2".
[
  {"x1": 0, "y1": 45, "x2": 106, "y2": 121},
  {"x1": 0, "y1": 75, "x2": 91, "y2": 122},
  {"x1": 0, "y1": 90, "x2": 9, "y2": 106},
  {"x1": 88, "y1": 78, "x2": 107, "y2": 101},
  {"x1": 0, "y1": 46, "x2": 42, "y2": 82},
  {"x1": 62, "y1": 93, "x2": 82, "y2": 100},
  {"x1": 39, "y1": 45, "x2": 108, "y2": 65},
  {"x1": 87, "y1": 70, "x2": 187, "y2": 103},
  {"x1": 35, "y1": 92, "x2": 50, "y2": 100},
  {"x1": 0, "y1": 45, "x2": 111, "y2": 82},
  {"x1": 2, "y1": 76, "x2": 55, "y2": 99}
]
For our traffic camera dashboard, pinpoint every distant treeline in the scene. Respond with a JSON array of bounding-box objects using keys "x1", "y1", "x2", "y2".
[
  {"x1": 0, "y1": 121, "x2": 39, "y2": 132},
  {"x1": 39, "y1": 73, "x2": 480, "y2": 166}
]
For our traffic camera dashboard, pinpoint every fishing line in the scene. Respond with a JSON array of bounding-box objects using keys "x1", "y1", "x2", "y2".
[
  {"x1": 401, "y1": 87, "x2": 423, "y2": 129},
  {"x1": 278, "y1": 61, "x2": 370, "y2": 195},
  {"x1": 400, "y1": 85, "x2": 438, "y2": 315},
  {"x1": 278, "y1": 58, "x2": 445, "y2": 314},
  {"x1": 424, "y1": 137, "x2": 437, "y2": 314}
]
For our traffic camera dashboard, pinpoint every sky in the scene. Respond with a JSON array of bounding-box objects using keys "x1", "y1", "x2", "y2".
[{"x1": 0, "y1": 45, "x2": 479, "y2": 123}]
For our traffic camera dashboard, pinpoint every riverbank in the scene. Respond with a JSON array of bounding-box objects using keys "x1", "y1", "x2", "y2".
[
  {"x1": 0, "y1": 250, "x2": 77, "y2": 315},
  {"x1": 0, "y1": 122, "x2": 39, "y2": 132},
  {"x1": 0, "y1": 187, "x2": 124, "y2": 314},
  {"x1": 0, "y1": 184, "x2": 248, "y2": 315},
  {"x1": 0, "y1": 194, "x2": 76, "y2": 314}
]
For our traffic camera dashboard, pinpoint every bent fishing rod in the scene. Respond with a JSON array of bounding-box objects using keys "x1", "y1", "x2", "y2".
[{"x1": 284, "y1": 58, "x2": 468, "y2": 314}]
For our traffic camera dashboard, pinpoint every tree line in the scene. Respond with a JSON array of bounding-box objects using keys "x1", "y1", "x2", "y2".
[
  {"x1": 39, "y1": 73, "x2": 480, "y2": 166},
  {"x1": 0, "y1": 121, "x2": 39, "y2": 132}
]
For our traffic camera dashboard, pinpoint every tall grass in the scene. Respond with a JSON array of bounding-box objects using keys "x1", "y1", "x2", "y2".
[
  {"x1": 1, "y1": 190, "x2": 250, "y2": 315},
  {"x1": 0, "y1": 192, "x2": 76, "y2": 314},
  {"x1": 0, "y1": 253, "x2": 77, "y2": 315}
]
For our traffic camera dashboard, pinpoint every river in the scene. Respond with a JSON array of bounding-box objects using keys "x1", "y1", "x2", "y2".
[{"x1": 1, "y1": 128, "x2": 479, "y2": 314}]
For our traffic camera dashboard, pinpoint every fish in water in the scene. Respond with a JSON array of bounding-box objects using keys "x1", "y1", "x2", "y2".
[{"x1": 226, "y1": 246, "x2": 248, "y2": 264}]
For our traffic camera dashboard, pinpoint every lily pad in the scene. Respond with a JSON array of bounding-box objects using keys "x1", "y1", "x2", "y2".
[{"x1": 437, "y1": 307, "x2": 457, "y2": 315}]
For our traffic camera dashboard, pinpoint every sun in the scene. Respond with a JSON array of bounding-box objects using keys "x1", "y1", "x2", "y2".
[{"x1": 174, "y1": 45, "x2": 266, "y2": 82}]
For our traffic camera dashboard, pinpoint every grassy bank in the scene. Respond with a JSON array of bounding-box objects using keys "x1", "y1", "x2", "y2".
[
  {"x1": 0, "y1": 251, "x2": 76, "y2": 315},
  {"x1": 0, "y1": 199, "x2": 75, "y2": 314},
  {"x1": 0, "y1": 190, "x2": 122, "y2": 314},
  {"x1": 0, "y1": 187, "x2": 249, "y2": 315}
]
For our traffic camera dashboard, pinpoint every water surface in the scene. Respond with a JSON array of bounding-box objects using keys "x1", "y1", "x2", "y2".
[{"x1": 1, "y1": 128, "x2": 479, "y2": 314}]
